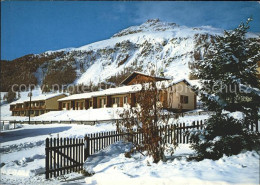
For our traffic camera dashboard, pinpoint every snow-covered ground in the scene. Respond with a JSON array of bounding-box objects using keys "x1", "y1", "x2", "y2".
[
  {"x1": 2, "y1": 108, "x2": 123, "y2": 122},
  {"x1": 0, "y1": 123, "x2": 116, "y2": 184},
  {"x1": 1, "y1": 89, "x2": 259, "y2": 184},
  {"x1": 84, "y1": 142, "x2": 260, "y2": 185},
  {"x1": 1, "y1": 123, "x2": 259, "y2": 185}
]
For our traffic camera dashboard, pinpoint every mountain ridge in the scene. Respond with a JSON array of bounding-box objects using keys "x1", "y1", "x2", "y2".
[{"x1": 2, "y1": 19, "x2": 256, "y2": 93}]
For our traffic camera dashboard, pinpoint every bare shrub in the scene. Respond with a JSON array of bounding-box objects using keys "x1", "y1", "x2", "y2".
[{"x1": 117, "y1": 80, "x2": 177, "y2": 163}]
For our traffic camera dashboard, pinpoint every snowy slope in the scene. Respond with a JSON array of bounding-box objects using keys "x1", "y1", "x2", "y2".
[
  {"x1": 5, "y1": 19, "x2": 259, "y2": 89},
  {"x1": 42, "y1": 19, "x2": 224, "y2": 85},
  {"x1": 74, "y1": 20, "x2": 222, "y2": 84}
]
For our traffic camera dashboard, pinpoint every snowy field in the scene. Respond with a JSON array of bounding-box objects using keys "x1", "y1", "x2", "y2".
[
  {"x1": 0, "y1": 123, "x2": 116, "y2": 184},
  {"x1": 1, "y1": 123, "x2": 259, "y2": 185},
  {"x1": 84, "y1": 142, "x2": 259, "y2": 185},
  {"x1": 1, "y1": 90, "x2": 259, "y2": 184}
]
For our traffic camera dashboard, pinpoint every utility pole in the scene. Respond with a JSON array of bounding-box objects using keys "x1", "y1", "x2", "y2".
[{"x1": 28, "y1": 88, "x2": 32, "y2": 124}]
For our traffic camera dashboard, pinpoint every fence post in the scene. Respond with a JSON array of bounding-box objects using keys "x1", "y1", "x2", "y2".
[
  {"x1": 57, "y1": 138, "x2": 59, "y2": 177},
  {"x1": 84, "y1": 136, "x2": 90, "y2": 161},
  {"x1": 53, "y1": 138, "x2": 56, "y2": 177},
  {"x1": 176, "y1": 123, "x2": 179, "y2": 144},
  {"x1": 45, "y1": 138, "x2": 49, "y2": 179},
  {"x1": 183, "y1": 123, "x2": 186, "y2": 144},
  {"x1": 50, "y1": 138, "x2": 53, "y2": 178}
]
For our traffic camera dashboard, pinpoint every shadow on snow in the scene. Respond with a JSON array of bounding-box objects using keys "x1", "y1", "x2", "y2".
[{"x1": 0, "y1": 126, "x2": 72, "y2": 143}]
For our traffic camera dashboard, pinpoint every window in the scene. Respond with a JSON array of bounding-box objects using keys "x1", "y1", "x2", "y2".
[
  {"x1": 63, "y1": 103, "x2": 66, "y2": 108},
  {"x1": 112, "y1": 97, "x2": 120, "y2": 105},
  {"x1": 123, "y1": 96, "x2": 128, "y2": 104},
  {"x1": 89, "y1": 100, "x2": 93, "y2": 107},
  {"x1": 80, "y1": 102, "x2": 83, "y2": 109},
  {"x1": 180, "y1": 95, "x2": 188, "y2": 104},
  {"x1": 99, "y1": 98, "x2": 106, "y2": 108}
]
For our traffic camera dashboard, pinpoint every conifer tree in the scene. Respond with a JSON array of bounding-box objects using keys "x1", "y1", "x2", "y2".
[
  {"x1": 190, "y1": 18, "x2": 260, "y2": 160},
  {"x1": 194, "y1": 18, "x2": 260, "y2": 121}
]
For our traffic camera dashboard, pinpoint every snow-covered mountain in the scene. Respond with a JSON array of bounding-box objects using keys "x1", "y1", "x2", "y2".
[
  {"x1": 39, "y1": 19, "x2": 224, "y2": 85},
  {"x1": 3, "y1": 19, "x2": 233, "y2": 92}
]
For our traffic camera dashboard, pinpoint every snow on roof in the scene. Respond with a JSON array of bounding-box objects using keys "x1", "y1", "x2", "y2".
[
  {"x1": 28, "y1": 93, "x2": 66, "y2": 102},
  {"x1": 166, "y1": 78, "x2": 191, "y2": 87},
  {"x1": 57, "y1": 92, "x2": 93, "y2": 101},
  {"x1": 166, "y1": 78, "x2": 202, "y2": 89},
  {"x1": 58, "y1": 84, "x2": 142, "y2": 101},
  {"x1": 10, "y1": 99, "x2": 24, "y2": 105},
  {"x1": 60, "y1": 78, "x2": 198, "y2": 102},
  {"x1": 120, "y1": 71, "x2": 170, "y2": 85},
  {"x1": 91, "y1": 85, "x2": 142, "y2": 97},
  {"x1": 188, "y1": 80, "x2": 201, "y2": 87},
  {"x1": 10, "y1": 93, "x2": 66, "y2": 105}
]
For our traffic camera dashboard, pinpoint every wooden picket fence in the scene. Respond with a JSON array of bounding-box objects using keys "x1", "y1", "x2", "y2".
[
  {"x1": 0, "y1": 120, "x2": 18, "y2": 131},
  {"x1": 45, "y1": 120, "x2": 205, "y2": 179},
  {"x1": 45, "y1": 119, "x2": 259, "y2": 179},
  {"x1": 45, "y1": 130, "x2": 128, "y2": 179},
  {"x1": 45, "y1": 138, "x2": 85, "y2": 179},
  {"x1": 85, "y1": 131, "x2": 128, "y2": 156}
]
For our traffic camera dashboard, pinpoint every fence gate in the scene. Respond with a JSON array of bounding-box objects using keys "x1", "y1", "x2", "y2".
[{"x1": 45, "y1": 137, "x2": 85, "y2": 179}]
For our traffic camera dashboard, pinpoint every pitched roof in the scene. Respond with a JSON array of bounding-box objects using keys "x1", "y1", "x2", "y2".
[
  {"x1": 10, "y1": 93, "x2": 66, "y2": 105},
  {"x1": 167, "y1": 78, "x2": 191, "y2": 87},
  {"x1": 58, "y1": 78, "x2": 197, "y2": 102},
  {"x1": 120, "y1": 71, "x2": 170, "y2": 85},
  {"x1": 58, "y1": 84, "x2": 142, "y2": 101}
]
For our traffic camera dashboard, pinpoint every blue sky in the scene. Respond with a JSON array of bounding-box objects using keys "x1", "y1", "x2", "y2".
[{"x1": 1, "y1": 1, "x2": 260, "y2": 60}]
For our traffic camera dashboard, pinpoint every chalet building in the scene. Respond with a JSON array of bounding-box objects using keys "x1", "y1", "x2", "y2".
[
  {"x1": 166, "y1": 79, "x2": 197, "y2": 112},
  {"x1": 10, "y1": 72, "x2": 197, "y2": 117},
  {"x1": 10, "y1": 93, "x2": 66, "y2": 117},
  {"x1": 58, "y1": 85, "x2": 141, "y2": 110},
  {"x1": 58, "y1": 72, "x2": 197, "y2": 112},
  {"x1": 120, "y1": 71, "x2": 170, "y2": 85}
]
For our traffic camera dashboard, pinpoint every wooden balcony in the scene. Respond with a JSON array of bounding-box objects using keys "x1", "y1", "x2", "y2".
[
  {"x1": 24, "y1": 105, "x2": 46, "y2": 110},
  {"x1": 11, "y1": 105, "x2": 46, "y2": 111},
  {"x1": 12, "y1": 107, "x2": 24, "y2": 111}
]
